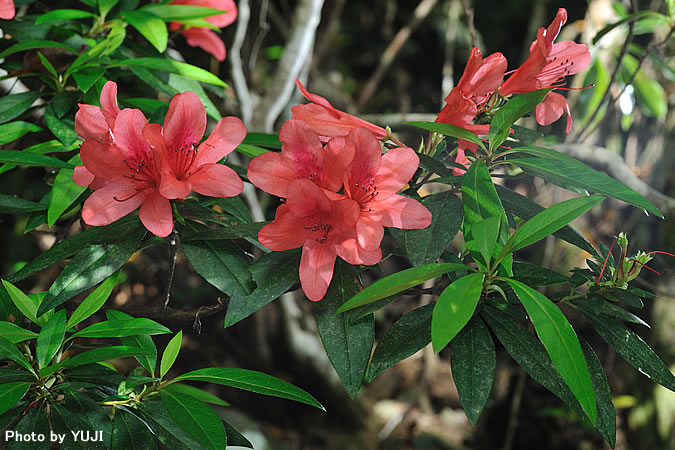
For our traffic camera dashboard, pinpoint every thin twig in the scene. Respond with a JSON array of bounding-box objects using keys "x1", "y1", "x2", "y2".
[
  {"x1": 459, "y1": 0, "x2": 478, "y2": 49},
  {"x1": 356, "y1": 0, "x2": 439, "y2": 111},
  {"x1": 229, "y1": 0, "x2": 253, "y2": 127},
  {"x1": 247, "y1": 0, "x2": 270, "y2": 71},
  {"x1": 163, "y1": 229, "x2": 178, "y2": 310}
]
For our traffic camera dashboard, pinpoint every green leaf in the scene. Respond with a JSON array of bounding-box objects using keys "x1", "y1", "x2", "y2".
[
  {"x1": 0, "y1": 40, "x2": 78, "y2": 59},
  {"x1": 490, "y1": 89, "x2": 550, "y2": 151},
  {"x1": 51, "y1": 91, "x2": 81, "y2": 119},
  {"x1": 50, "y1": 403, "x2": 105, "y2": 450},
  {"x1": 161, "y1": 391, "x2": 226, "y2": 450},
  {"x1": 163, "y1": 383, "x2": 229, "y2": 406},
  {"x1": 506, "y1": 195, "x2": 605, "y2": 254},
  {"x1": 581, "y1": 340, "x2": 616, "y2": 447},
  {"x1": 0, "y1": 382, "x2": 30, "y2": 416},
  {"x1": 111, "y1": 408, "x2": 156, "y2": 450},
  {"x1": 2, "y1": 280, "x2": 50, "y2": 327},
  {"x1": 0, "y1": 322, "x2": 38, "y2": 344},
  {"x1": 366, "y1": 304, "x2": 433, "y2": 382},
  {"x1": 38, "y1": 227, "x2": 145, "y2": 316},
  {"x1": 390, "y1": 191, "x2": 463, "y2": 266},
  {"x1": 495, "y1": 185, "x2": 597, "y2": 256},
  {"x1": 235, "y1": 143, "x2": 271, "y2": 158},
  {"x1": 99, "y1": 0, "x2": 120, "y2": 17},
  {"x1": 160, "y1": 331, "x2": 182, "y2": 379},
  {"x1": 599, "y1": 301, "x2": 650, "y2": 328},
  {"x1": 0, "y1": 122, "x2": 42, "y2": 145},
  {"x1": 173, "y1": 368, "x2": 324, "y2": 410},
  {"x1": 70, "y1": 318, "x2": 171, "y2": 339},
  {"x1": 576, "y1": 305, "x2": 675, "y2": 391},
  {"x1": 224, "y1": 249, "x2": 300, "y2": 327},
  {"x1": 407, "y1": 121, "x2": 485, "y2": 150},
  {"x1": 417, "y1": 152, "x2": 452, "y2": 178},
  {"x1": 431, "y1": 273, "x2": 484, "y2": 353},
  {"x1": 66, "y1": 271, "x2": 120, "y2": 330},
  {"x1": 505, "y1": 279, "x2": 597, "y2": 424},
  {"x1": 336, "y1": 263, "x2": 470, "y2": 313},
  {"x1": 36, "y1": 310, "x2": 67, "y2": 369},
  {"x1": 37, "y1": 51, "x2": 59, "y2": 78},
  {"x1": 40, "y1": 345, "x2": 153, "y2": 378},
  {"x1": 8, "y1": 401, "x2": 49, "y2": 450},
  {"x1": 48, "y1": 155, "x2": 87, "y2": 226},
  {"x1": 0, "y1": 193, "x2": 46, "y2": 214},
  {"x1": 168, "y1": 74, "x2": 221, "y2": 120},
  {"x1": 63, "y1": 391, "x2": 112, "y2": 447},
  {"x1": 44, "y1": 105, "x2": 78, "y2": 147},
  {"x1": 140, "y1": 4, "x2": 229, "y2": 21},
  {"x1": 0, "y1": 92, "x2": 41, "y2": 124},
  {"x1": 223, "y1": 421, "x2": 253, "y2": 448},
  {"x1": 35, "y1": 9, "x2": 97, "y2": 25},
  {"x1": 481, "y1": 306, "x2": 589, "y2": 420},
  {"x1": 316, "y1": 261, "x2": 373, "y2": 398},
  {"x1": 0, "y1": 150, "x2": 72, "y2": 169},
  {"x1": 180, "y1": 222, "x2": 266, "y2": 241},
  {"x1": 512, "y1": 261, "x2": 569, "y2": 286},
  {"x1": 470, "y1": 215, "x2": 501, "y2": 264},
  {"x1": 109, "y1": 58, "x2": 227, "y2": 87},
  {"x1": 504, "y1": 146, "x2": 662, "y2": 218},
  {"x1": 0, "y1": 335, "x2": 35, "y2": 374},
  {"x1": 123, "y1": 10, "x2": 168, "y2": 53},
  {"x1": 139, "y1": 399, "x2": 207, "y2": 449},
  {"x1": 110, "y1": 311, "x2": 157, "y2": 377},
  {"x1": 592, "y1": 10, "x2": 666, "y2": 44},
  {"x1": 242, "y1": 132, "x2": 281, "y2": 149},
  {"x1": 72, "y1": 66, "x2": 106, "y2": 92},
  {"x1": 450, "y1": 316, "x2": 495, "y2": 425},
  {"x1": 182, "y1": 239, "x2": 254, "y2": 299}
]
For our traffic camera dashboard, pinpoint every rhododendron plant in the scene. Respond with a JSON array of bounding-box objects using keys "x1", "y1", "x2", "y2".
[
  {"x1": 169, "y1": 0, "x2": 238, "y2": 61},
  {"x1": 0, "y1": 0, "x2": 14, "y2": 20}
]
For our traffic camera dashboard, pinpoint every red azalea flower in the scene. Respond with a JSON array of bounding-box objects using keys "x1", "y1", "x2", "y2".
[
  {"x1": 169, "y1": 0, "x2": 237, "y2": 61},
  {"x1": 0, "y1": 0, "x2": 15, "y2": 19},
  {"x1": 343, "y1": 128, "x2": 432, "y2": 250},
  {"x1": 499, "y1": 8, "x2": 591, "y2": 131},
  {"x1": 247, "y1": 120, "x2": 355, "y2": 197},
  {"x1": 291, "y1": 79, "x2": 387, "y2": 142},
  {"x1": 143, "y1": 91, "x2": 246, "y2": 200},
  {"x1": 79, "y1": 109, "x2": 173, "y2": 237},
  {"x1": 258, "y1": 179, "x2": 381, "y2": 301}
]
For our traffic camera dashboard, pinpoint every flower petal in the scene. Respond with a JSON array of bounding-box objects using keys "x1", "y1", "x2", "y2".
[
  {"x1": 171, "y1": 0, "x2": 237, "y2": 28},
  {"x1": 113, "y1": 108, "x2": 151, "y2": 159},
  {"x1": 0, "y1": 0, "x2": 15, "y2": 20},
  {"x1": 322, "y1": 135, "x2": 356, "y2": 192},
  {"x1": 453, "y1": 140, "x2": 477, "y2": 176},
  {"x1": 195, "y1": 116, "x2": 246, "y2": 166},
  {"x1": 75, "y1": 104, "x2": 112, "y2": 143},
  {"x1": 258, "y1": 204, "x2": 314, "y2": 251},
  {"x1": 344, "y1": 128, "x2": 382, "y2": 198},
  {"x1": 279, "y1": 120, "x2": 324, "y2": 177},
  {"x1": 373, "y1": 147, "x2": 419, "y2": 194},
  {"x1": 182, "y1": 27, "x2": 226, "y2": 61},
  {"x1": 371, "y1": 194, "x2": 432, "y2": 230},
  {"x1": 300, "y1": 240, "x2": 337, "y2": 301},
  {"x1": 356, "y1": 216, "x2": 384, "y2": 250},
  {"x1": 536, "y1": 91, "x2": 572, "y2": 132},
  {"x1": 73, "y1": 165, "x2": 95, "y2": 187},
  {"x1": 286, "y1": 179, "x2": 332, "y2": 219},
  {"x1": 334, "y1": 238, "x2": 382, "y2": 266},
  {"x1": 163, "y1": 90, "x2": 207, "y2": 153},
  {"x1": 138, "y1": 190, "x2": 174, "y2": 237},
  {"x1": 159, "y1": 173, "x2": 192, "y2": 199},
  {"x1": 100, "y1": 80, "x2": 121, "y2": 117},
  {"x1": 189, "y1": 163, "x2": 243, "y2": 197},
  {"x1": 247, "y1": 152, "x2": 298, "y2": 197},
  {"x1": 79, "y1": 139, "x2": 129, "y2": 181},
  {"x1": 81, "y1": 182, "x2": 145, "y2": 226}
]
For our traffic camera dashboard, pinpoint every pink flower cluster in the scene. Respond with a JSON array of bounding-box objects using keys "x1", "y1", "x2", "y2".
[
  {"x1": 74, "y1": 81, "x2": 246, "y2": 237},
  {"x1": 248, "y1": 81, "x2": 432, "y2": 301},
  {"x1": 0, "y1": 0, "x2": 14, "y2": 20},
  {"x1": 436, "y1": 8, "x2": 591, "y2": 174}
]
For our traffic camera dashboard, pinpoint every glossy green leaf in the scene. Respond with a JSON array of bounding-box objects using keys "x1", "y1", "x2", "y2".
[
  {"x1": 505, "y1": 279, "x2": 596, "y2": 424},
  {"x1": 168, "y1": 74, "x2": 221, "y2": 120},
  {"x1": 235, "y1": 143, "x2": 271, "y2": 158},
  {"x1": 367, "y1": 304, "x2": 433, "y2": 382},
  {"x1": 576, "y1": 305, "x2": 675, "y2": 391},
  {"x1": 160, "y1": 331, "x2": 182, "y2": 379},
  {"x1": 407, "y1": 121, "x2": 485, "y2": 150},
  {"x1": 0, "y1": 194, "x2": 46, "y2": 214},
  {"x1": 35, "y1": 9, "x2": 96, "y2": 25},
  {"x1": 495, "y1": 185, "x2": 597, "y2": 255},
  {"x1": 0, "y1": 40, "x2": 78, "y2": 58},
  {"x1": 481, "y1": 306, "x2": 589, "y2": 420},
  {"x1": 450, "y1": 316, "x2": 495, "y2": 425},
  {"x1": 470, "y1": 215, "x2": 501, "y2": 264},
  {"x1": 512, "y1": 261, "x2": 569, "y2": 286},
  {"x1": 337, "y1": 263, "x2": 470, "y2": 313},
  {"x1": 0, "y1": 122, "x2": 42, "y2": 145},
  {"x1": 390, "y1": 191, "x2": 463, "y2": 266},
  {"x1": 505, "y1": 146, "x2": 662, "y2": 218},
  {"x1": 0, "y1": 335, "x2": 35, "y2": 374},
  {"x1": 0, "y1": 382, "x2": 30, "y2": 416},
  {"x1": 223, "y1": 421, "x2": 253, "y2": 448},
  {"x1": 242, "y1": 132, "x2": 282, "y2": 149},
  {"x1": 48, "y1": 155, "x2": 87, "y2": 226},
  {"x1": 163, "y1": 383, "x2": 229, "y2": 406},
  {"x1": 432, "y1": 273, "x2": 484, "y2": 353},
  {"x1": 0, "y1": 92, "x2": 41, "y2": 124},
  {"x1": 173, "y1": 368, "x2": 324, "y2": 410},
  {"x1": 98, "y1": 0, "x2": 119, "y2": 16},
  {"x1": 161, "y1": 391, "x2": 226, "y2": 450},
  {"x1": 63, "y1": 391, "x2": 113, "y2": 446},
  {"x1": 225, "y1": 249, "x2": 300, "y2": 327},
  {"x1": 50, "y1": 403, "x2": 105, "y2": 450},
  {"x1": 40, "y1": 345, "x2": 152, "y2": 378},
  {"x1": 418, "y1": 152, "x2": 453, "y2": 178},
  {"x1": 599, "y1": 301, "x2": 650, "y2": 328},
  {"x1": 111, "y1": 408, "x2": 156, "y2": 450},
  {"x1": 109, "y1": 58, "x2": 227, "y2": 87},
  {"x1": 0, "y1": 150, "x2": 72, "y2": 169},
  {"x1": 139, "y1": 399, "x2": 206, "y2": 449},
  {"x1": 44, "y1": 105, "x2": 78, "y2": 147},
  {"x1": 180, "y1": 222, "x2": 266, "y2": 241},
  {"x1": 36, "y1": 309, "x2": 67, "y2": 369},
  {"x1": 506, "y1": 195, "x2": 605, "y2": 254},
  {"x1": 2, "y1": 280, "x2": 49, "y2": 327},
  {"x1": 0, "y1": 322, "x2": 38, "y2": 344},
  {"x1": 141, "y1": 4, "x2": 229, "y2": 20},
  {"x1": 66, "y1": 271, "x2": 120, "y2": 330},
  {"x1": 182, "y1": 239, "x2": 254, "y2": 299},
  {"x1": 38, "y1": 227, "x2": 145, "y2": 316},
  {"x1": 70, "y1": 318, "x2": 171, "y2": 339},
  {"x1": 316, "y1": 262, "x2": 374, "y2": 398},
  {"x1": 108, "y1": 310, "x2": 158, "y2": 377},
  {"x1": 71, "y1": 66, "x2": 105, "y2": 93},
  {"x1": 581, "y1": 340, "x2": 616, "y2": 447},
  {"x1": 489, "y1": 89, "x2": 549, "y2": 151},
  {"x1": 123, "y1": 10, "x2": 168, "y2": 53},
  {"x1": 8, "y1": 402, "x2": 48, "y2": 450},
  {"x1": 592, "y1": 10, "x2": 666, "y2": 44}
]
